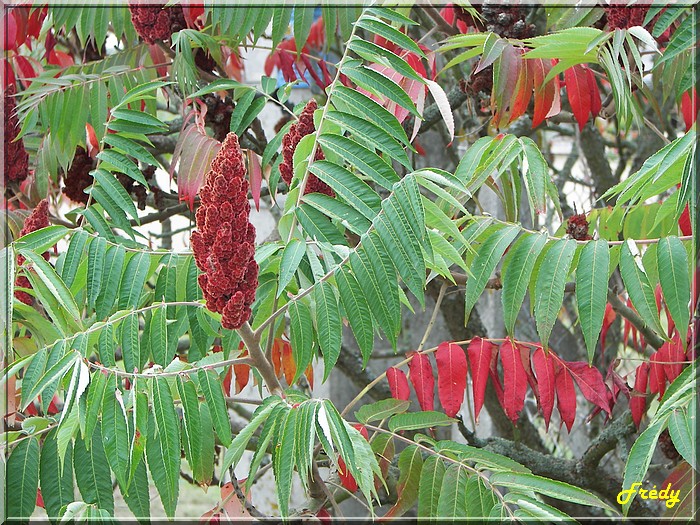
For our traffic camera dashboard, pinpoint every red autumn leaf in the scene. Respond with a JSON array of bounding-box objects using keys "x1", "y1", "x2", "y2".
[
  {"x1": 4, "y1": 59, "x2": 16, "y2": 89},
  {"x1": 26, "y1": 7, "x2": 47, "y2": 41},
  {"x1": 246, "y1": 148, "x2": 262, "y2": 212},
  {"x1": 353, "y1": 423, "x2": 370, "y2": 441},
  {"x1": 234, "y1": 358, "x2": 250, "y2": 395},
  {"x1": 508, "y1": 49, "x2": 533, "y2": 124},
  {"x1": 304, "y1": 363, "x2": 314, "y2": 390},
  {"x1": 654, "y1": 283, "x2": 664, "y2": 315},
  {"x1": 630, "y1": 361, "x2": 649, "y2": 428},
  {"x1": 36, "y1": 488, "x2": 44, "y2": 509},
  {"x1": 520, "y1": 344, "x2": 538, "y2": 396},
  {"x1": 555, "y1": 365, "x2": 576, "y2": 432},
  {"x1": 499, "y1": 339, "x2": 529, "y2": 422},
  {"x1": 664, "y1": 334, "x2": 686, "y2": 383},
  {"x1": 219, "y1": 481, "x2": 252, "y2": 518},
  {"x1": 222, "y1": 366, "x2": 232, "y2": 396},
  {"x1": 24, "y1": 401, "x2": 38, "y2": 416},
  {"x1": 12, "y1": 55, "x2": 38, "y2": 88},
  {"x1": 530, "y1": 58, "x2": 560, "y2": 127},
  {"x1": 387, "y1": 367, "x2": 410, "y2": 401},
  {"x1": 564, "y1": 361, "x2": 612, "y2": 416},
  {"x1": 488, "y1": 342, "x2": 505, "y2": 407},
  {"x1": 434, "y1": 341, "x2": 467, "y2": 417},
  {"x1": 317, "y1": 508, "x2": 332, "y2": 523},
  {"x1": 338, "y1": 457, "x2": 358, "y2": 493},
  {"x1": 47, "y1": 50, "x2": 74, "y2": 68},
  {"x1": 466, "y1": 337, "x2": 494, "y2": 422},
  {"x1": 271, "y1": 338, "x2": 283, "y2": 378},
  {"x1": 587, "y1": 67, "x2": 601, "y2": 117},
  {"x1": 408, "y1": 352, "x2": 435, "y2": 412},
  {"x1": 491, "y1": 43, "x2": 522, "y2": 129},
  {"x1": 281, "y1": 339, "x2": 296, "y2": 386},
  {"x1": 680, "y1": 88, "x2": 697, "y2": 132},
  {"x1": 648, "y1": 349, "x2": 667, "y2": 398},
  {"x1": 183, "y1": 4, "x2": 205, "y2": 29},
  {"x1": 678, "y1": 203, "x2": 692, "y2": 236},
  {"x1": 565, "y1": 64, "x2": 593, "y2": 131},
  {"x1": 2, "y1": 10, "x2": 19, "y2": 51},
  {"x1": 532, "y1": 347, "x2": 556, "y2": 429},
  {"x1": 171, "y1": 123, "x2": 222, "y2": 210},
  {"x1": 600, "y1": 302, "x2": 617, "y2": 358}
]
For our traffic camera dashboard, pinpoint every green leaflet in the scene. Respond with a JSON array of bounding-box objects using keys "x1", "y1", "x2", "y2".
[
  {"x1": 40, "y1": 428, "x2": 74, "y2": 519},
  {"x1": 490, "y1": 472, "x2": 612, "y2": 510},
  {"x1": 418, "y1": 455, "x2": 446, "y2": 517},
  {"x1": 93, "y1": 168, "x2": 140, "y2": 223},
  {"x1": 294, "y1": 401, "x2": 319, "y2": 493},
  {"x1": 619, "y1": 240, "x2": 667, "y2": 338},
  {"x1": 436, "y1": 464, "x2": 470, "y2": 517},
  {"x1": 197, "y1": 369, "x2": 233, "y2": 446},
  {"x1": 118, "y1": 251, "x2": 150, "y2": 309},
  {"x1": 177, "y1": 377, "x2": 203, "y2": 481},
  {"x1": 102, "y1": 376, "x2": 131, "y2": 489},
  {"x1": 59, "y1": 229, "x2": 90, "y2": 289},
  {"x1": 199, "y1": 401, "x2": 215, "y2": 486},
  {"x1": 147, "y1": 378, "x2": 181, "y2": 518},
  {"x1": 149, "y1": 306, "x2": 169, "y2": 366},
  {"x1": 221, "y1": 397, "x2": 280, "y2": 473},
  {"x1": 465, "y1": 476, "x2": 498, "y2": 517},
  {"x1": 303, "y1": 193, "x2": 372, "y2": 236},
  {"x1": 355, "y1": 398, "x2": 411, "y2": 424},
  {"x1": 502, "y1": 232, "x2": 548, "y2": 336},
  {"x1": 289, "y1": 300, "x2": 314, "y2": 384},
  {"x1": 273, "y1": 407, "x2": 298, "y2": 517},
  {"x1": 350, "y1": 241, "x2": 399, "y2": 350},
  {"x1": 335, "y1": 266, "x2": 374, "y2": 364},
  {"x1": 668, "y1": 403, "x2": 697, "y2": 470},
  {"x1": 7, "y1": 437, "x2": 40, "y2": 519},
  {"x1": 21, "y1": 350, "x2": 79, "y2": 411},
  {"x1": 575, "y1": 239, "x2": 611, "y2": 364},
  {"x1": 465, "y1": 225, "x2": 520, "y2": 322},
  {"x1": 277, "y1": 238, "x2": 306, "y2": 298},
  {"x1": 533, "y1": 238, "x2": 577, "y2": 350},
  {"x1": 86, "y1": 236, "x2": 106, "y2": 311},
  {"x1": 84, "y1": 367, "x2": 107, "y2": 444},
  {"x1": 657, "y1": 236, "x2": 690, "y2": 339},
  {"x1": 120, "y1": 313, "x2": 140, "y2": 374},
  {"x1": 74, "y1": 422, "x2": 115, "y2": 514},
  {"x1": 95, "y1": 244, "x2": 125, "y2": 319},
  {"x1": 313, "y1": 281, "x2": 342, "y2": 382},
  {"x1": 13, "y1": 225, "x2": 68, "y2": 253},
  {"x1": 309, "y1": 160, "x2": 381, "y2": 221},
  {"x1": 520, "y1": 136, "x2": 550, "y2": 217},
  {"x1": 341, "y1": 65, "x2": 419, "y2": 117},
  {"x1": 120, "y1": 459, "x2": 150, "y2": 519},
  {"x1": 389, "y1": 411, "x2": 455, "y2": 432},
  {"x1": 385, "y1": 445, "x2": 423, "y2": 517}
]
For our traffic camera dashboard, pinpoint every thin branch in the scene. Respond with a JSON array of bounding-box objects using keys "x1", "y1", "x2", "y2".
[
  {"x1": 238, "y1": 322, "x2": 284, "y2": 397},
  {"x1": 607, "y1": 291, "x2": 665, "y2": 350}
]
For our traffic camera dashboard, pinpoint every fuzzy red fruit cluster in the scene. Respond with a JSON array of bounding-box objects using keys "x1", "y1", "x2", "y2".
[
  {"x1": 191, "y1": 133, "x2": 258, "y2": 330},
  {"x1": 128, "y1": 3, "x2": 186, "y2": 44},
  {"x1": 4, "y1": 84, "x2": 29, "y2": 183},
  {"x1": 566, "y1": 213, "x2": 592, "y2": 241},
  {"x1": 605, "y1": 6, "x2": 647, "y2": 30},
  {"x1": 279, "y1": 100, "x2": 334, "y2": 197},
  {"x1": 15, "y1": 199, "x2": 50, "y2": 305}
]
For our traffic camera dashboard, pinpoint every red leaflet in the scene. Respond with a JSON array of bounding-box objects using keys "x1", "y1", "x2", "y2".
[
  {"x1": 648, "y1": 349, "x2": 667, "y2": 398},
  {"x1": 587, "y1": 68, "x2": 601, "y2": 117},
  {"x1": 499, "y1": 339, "x2": 528, "y2": 423},
  {"x1": 387, "y1": 367, "x2": 410, "y2": 401},
  {"x1": 353, "y1": 424, "x2": 370, "y2": 441},
  {"x1": 491, "y1": 44, "x2": 523, "y2": 130},
  {"x1": 630, "y1": 362, "x2": 649, "y2": 428},
  {"x1": 509, "y1": 50, "x2": 533, "y2": 124},
  {"x1": 564, "y1": 64, "x2": 595, "y2": 131},
  {"x1": 678, "y1": 204, "x2": 692, "y2": 236},
  {"x1": 271, "y1": 338, "x2": 283, "y2": 378},
  {"x1": 600, "y1": 302, "x2": 616, "y2": 360},
  {"x1": 435, "y1": 342, "x2": 468, "y2": 417},
  {"x1": 222, "y1": 366, "x2": 233, "y2": 396},
  {"x1": 338, "y1": 457, "x2": 358, "y2": 493},
  {"x1": 529, "y1": 58, "x2": 560, "y2": 127},
  {"x1": 467, "y1": 337, "x2": 494, "y2": 422},
  {"x1": 555, "y1": 366, "x2": 576, "y2": 432},
  {"x1": 246, "y1": 150, "x2": 262, "y2": 212},
  {"x1": 281, "y1": 340, "x2": 296, "y2": 386},
  {"x1": 680, "y1": 88, "x2": 697, "y2": 132},
  {"x1": 304, "y1": 363, "x2": 314, "y2": 391},
  {"x1": 233, "y1": 361, "x2": 250, "y2": 394},
  {"x1": 532, "y1": 347, "x2": 556, "y2": 429},
  {"x1": 408, "y1": 352, "x2": 435, "y2": 412},
  {"x1": 665, "y1": 334, "x2": 686, "y2": 383},
  {"x1": 565, "y1": 361, "x2": 612, "y2": 416}
]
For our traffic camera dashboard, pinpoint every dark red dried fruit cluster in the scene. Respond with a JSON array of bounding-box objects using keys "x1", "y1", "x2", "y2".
[
  {"x1": 464, "y1": 66, "x2": 494, "y2": 96},
  {"x1": 194, "y1": 49, "x2": 217, "y2": 74},
  {"x1": 62, "y1": 147, "x2": 95, "y2": 204},
  {"x1": 479, "y1": 5, "x2": 537, "y2": 39},
  {"x1": 191, "y1": 133, "x2": 258, "y2": 330},
  {"x1": 204, "y1": 94, "x2": 234, "y2": 143},
  {"x1": 279, "y1": 100, "x2": 334, "y2": 197},
  {"x1": 4, "y1": 84, "x2": 29, "y2": 183},
  {"x1": 116, "y1": 170, "x2": 149, "y2": 210},
  {"x1": 605, "y1": 6, "x2": 648, "y2": 30},
  {"x1": 566, "y1": 213, "x2": 593, "y2": 241},
  {"x1": 15, "y1": 199, "x2": 50, "y2": 305},
  {"x1": 128, "y1": 4, "x2": 186, "y2": 44}
]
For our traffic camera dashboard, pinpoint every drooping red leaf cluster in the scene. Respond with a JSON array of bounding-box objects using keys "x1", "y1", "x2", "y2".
[
  {"x1": 388, "y1": 338, "x2": 627, "y2": 432},
  {"x1": 680, "y1": 88, "x2": 697, "y2": 133},
  {"x1": 279, "y1": 100, "x2": 334, "y2": 197},
  {"x1": 264, "y1": 18, "x2": 333, "y2": 90},
  {"x1": 222, "y1": 342, "x2": 251, "y2": 396},
  {"x1": 62, "y1": 147, "x2": 95, "y2": 204},
  {"x1": 14, "y1": 199, "x2": 50, "y2": 305},
  {"x1": 564, "y1": 64, "x2": 602, "y2": 131},
  {"x1": 4, "y1": 83, "x2": 29, "y2": 183},
  {"x1": 128, "y1": 3, "x2": 186, "y2": 44},
  {"x1": 191, "y1": 133, "x2": 258, "y2": 330}
]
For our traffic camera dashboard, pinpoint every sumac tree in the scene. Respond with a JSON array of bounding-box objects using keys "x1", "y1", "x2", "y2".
[{"x1": 2, "y1": 2, "x2": 697, "y2": 522}]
